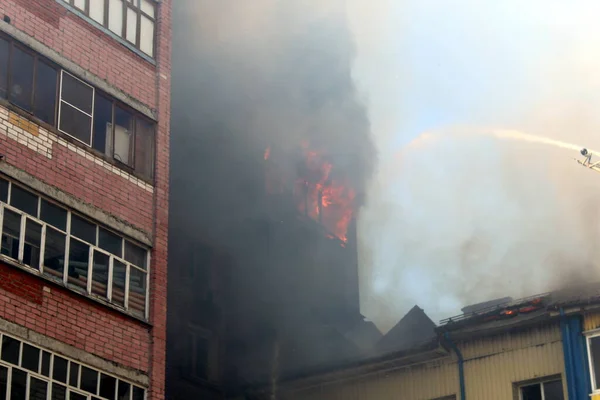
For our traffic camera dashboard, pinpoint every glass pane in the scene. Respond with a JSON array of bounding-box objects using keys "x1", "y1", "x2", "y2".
[
  {"x1": 69, "y1": 393, "x2": 86, "y2": 400},
  {"x1": 69, "y1": 363, "x2": 80, "y2": 387},
  {"x1": 1, "y1": 336, "x2": 20, "y2": 365},
  {"x1": 21, "y1": 343, "x2": 40, "y2": 372},
  {"x1": 1, "y1": 209, "x2": 21, "y2": 259},
  {"x1": 129, "y1": 267, "x2": 146, "y2": 317},
  {"x1": 113, "y1": 106, "x2": 133, "y2": 166},
  {"x1": 24, "y1": 219, "x2": 42, "y2": 268},
  {"x1": 0, "y1": 179, "x2": 8, "y2": 203},
  {"x1": 99, "y1": 374, "x2": 116, "y2": 399},
  {"x1": 140, "y1": 15, "x2": 154, "y2": 57},
  {"x1": 51, "y1": 384, "x2": 66, "y2": 400},
  {"x1": 33, "y1": 60, "x2": 58, "y2": 125},
  {"x1": 134, "y1": 118, "x2": 154, "y2": 179},
  {"x1": 41, "y1": 352, "x2": 51, "y2": 377},
  {"x1": 126, "y1": 7, "x2": 137, "y2": 44},
  {"x1": 10, "y1": 368, "x2": 26, "y2": 400},
  {"x1": 10, "y1": 46, "x2": 34, "y2": 111},
  {"x1": 92, "y1": 94, "x2": 112, "y2": 154},
  {"x1": 10, "y1": 185, "x2": 38, "y2": 216},
  {"x1": 521, "y1": 384, "x2": 542, "y2": 400},
  {"x1": 40, "y1": 200, "x2": 67, "y2": 231},
  {"x1": 112, "y1": 260, "x2": 126, "y2": 307},
  {"x1": 68, "y1": 239, "x2": 89, "y2": 291},
  {"x1": 74, "y1": 0, "x2": 85, "y2": 11},
  {"x1": 0, "y1": 366, "x2": 7, "y2": 400},
  {"x1": 71, "y1": 215, "x2": 96, "y2": 244},
  {"x1": 52, "y1": 356, "x2": 68, "y2": 383},
  {"x1": 59, "y1": 102, "x2": 92, "y2": 145},
  {"x1": 108, "y1": 0, "x2": 124, "y2": 36},
  {"x1": 591, "y1": 336, "x2": 600, "y2": 389},
  {"x1": 90, "y1": 0, "x2": 106, "y2": 24},
  {"x1": 98, "y1": 228, "x2": 122, "y2": 256},
  {"x1": 44, "y1": 228, "x2": 66, "y2": 279},
  {"x1": 80, "y1": 367, "x2": 98, "y2": 394},
  {"x1": 29, "y1": 377, "x2": 48, "y2": 400},
  {"x1": 117, "y1": 381, "x2": 130, "y2": 400},
  {"x1": 543, "y1": 380, "x2": 564, "y2": 400},
  {"x1": 140, "y1": 0, "x2": 153, "y2": 17},
  {"x1": 92, "y1": 250, "x2": 109, "y2": 297},
  {"x1": 61, "y1": 73, "x2": 93, "y2": 114},
  {"x1": 124, "y1": 241, "x2": 146, "y2": 269},
  {"x1": 0, "y1": 37, "x2": 9, "y2": 98},
  {"x1": 132, "y1": 386, "x2": 144, "y2": 400}
]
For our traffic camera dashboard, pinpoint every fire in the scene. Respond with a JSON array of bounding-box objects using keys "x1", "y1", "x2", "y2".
[{"x1": 264, "y1": 143, "x2": 355, "y2": 244}]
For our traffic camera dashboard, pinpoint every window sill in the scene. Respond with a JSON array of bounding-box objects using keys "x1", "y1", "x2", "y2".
[
  {"x1": 0, "y1": 253, "x2": 151, "y2": 326},
  {"x1": 0, "y1": 99, "x2": 155, "y2": 186},
  {"x1": 55, "y1": 1, "x2": 157, "y2": 66}
]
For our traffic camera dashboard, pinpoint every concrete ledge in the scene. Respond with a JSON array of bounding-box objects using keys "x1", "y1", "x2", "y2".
[
  {"x1": 0, "y1": 316, "x2": 150, "y2": 386},
  {"x1": 0, "y1": 20, "x2": 156, "y2": 121},
  {"x1": 0, "y1": 162, "x2": 152, "y2": 246}
]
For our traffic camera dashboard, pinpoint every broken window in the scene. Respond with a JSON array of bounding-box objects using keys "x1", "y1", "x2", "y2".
[
  {"x1": 188, "y1": 330, "x2": 210, "y2": 380},
  {"x1": 113, "y1": 105, "x2": 134, "y2": 166},
  {"x1": 519, "y1": 378, "x2": 564, "y2": 400}
]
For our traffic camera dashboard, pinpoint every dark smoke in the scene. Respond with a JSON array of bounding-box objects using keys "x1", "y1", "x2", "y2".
[{"x1": 168, "y1": 0, "x2": 377, "y2": 393}]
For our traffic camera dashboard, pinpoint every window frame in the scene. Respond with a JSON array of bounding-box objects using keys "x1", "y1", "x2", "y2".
[
  {"x1": 0, "y1": 177, "x2": 150, "y2": 320},
  {"x1": 58, "y1": 70, "x2": 95, "y2": 147},
  {"x1": 587, "y1": 332, "x2": 600, "y2": 393},
  {"x1": 0, "y1": 331, "x2": 147, "y2": 399},
  {"x1": 62, "y1": 0, "x2": 157, "y2": 58},
  {"x1": 186, "y1": 326, "x2": 213, "y2": 382},
  {"x1": 0, "y1": 32, "x2": 157, "y2": 183},
  {"x1": 515, "y1": 375, "x2": 564, "y2": 400}
]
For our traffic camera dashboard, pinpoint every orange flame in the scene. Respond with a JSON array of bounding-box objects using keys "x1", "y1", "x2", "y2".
[{"x1": 266, "y1": 143, "x2": 355, "y2": 244}]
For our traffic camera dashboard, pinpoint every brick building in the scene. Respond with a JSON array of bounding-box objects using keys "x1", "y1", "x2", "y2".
[{"x1": 0, "y1": 1, "x2": 170, "y2": 399}]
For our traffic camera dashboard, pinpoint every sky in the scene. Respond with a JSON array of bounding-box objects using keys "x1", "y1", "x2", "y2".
[{"x1": 350, "y1": 1, "x2": 600, "y2": 331}]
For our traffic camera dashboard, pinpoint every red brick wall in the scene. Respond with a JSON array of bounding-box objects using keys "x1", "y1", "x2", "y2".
[
  {"x1": 0, "y1": 262, "x2": 151, "y2": 371},
  {"x1": 0, "y1": 0, "x2": 157, "y2": 107},
  {"x1": 0, "y1": 119, "x2": 155, "y2": 233},
  {"x1": 0, "y1": 0, "x2": 171, "y2": 399}
]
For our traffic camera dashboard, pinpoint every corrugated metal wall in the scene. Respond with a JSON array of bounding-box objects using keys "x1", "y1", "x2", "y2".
[
  {"x1": 284, "y1": 358, "x2": 458, "y2": 400},
  {"x1": 283, "y1": 323, "x2": 566, "y2": 400},
  {"x1": 584, "y1": 311, "x2": 600, "y2": 331}
]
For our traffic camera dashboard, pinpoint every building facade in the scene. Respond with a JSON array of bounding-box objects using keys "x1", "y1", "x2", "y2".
[
  {"x1": 0, "y1": 1, "x2": 170, "y2": 399},
  {"x1": 269, "y1": 289, "x2": 600, "y2": 400}
]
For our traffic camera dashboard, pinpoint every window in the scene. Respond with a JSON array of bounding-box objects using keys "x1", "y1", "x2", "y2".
[
  {"x1": 0, "y1": 37, "x2": 58, "y2": 125},
  {"x1": 0, "y1": 332, "x2": 146, "y2": 399},
  {"x1": 588, "y1": 333, "x2": 600, "y2": 393},
  {"x1": 62, "y1": 0, "x2": 156, "y2": 57},
  {"x1": 187, "y1": 328, "x2": 211, "y2": 381},
  {"x1": 0, "y1": 177, "x2": 149, "y2": 319},
  {"x1": 0, "y1": 34, "x2": 156, "y2": 181},
  {"x1": 519, "y1": 378, "x2": 564, "y2": 400}
]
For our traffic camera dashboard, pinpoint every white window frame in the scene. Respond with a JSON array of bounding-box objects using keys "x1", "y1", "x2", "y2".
[
  {"x1": 587, "y1": 332, "x2": 600, "y2": 394},
  {"x1": 59, "y1": 0, "x2": 157, "y2": 58},
  {"x1": 0, "y1": 331, "x2": 147, "y2": 399},
  {"x1": 58, "y1": 70, "x2": 95, "y2": 147},
  {"x1": 0, "y1": 178, "x2": 150, "y2": 320},
  {"x1": 518, "y1": 377, "x2": 564, "y2": 400}
]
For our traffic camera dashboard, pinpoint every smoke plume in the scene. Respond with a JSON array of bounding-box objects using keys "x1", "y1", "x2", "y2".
[{"x1": 358, "y1": 0, "x2": 600, "y2": 331}]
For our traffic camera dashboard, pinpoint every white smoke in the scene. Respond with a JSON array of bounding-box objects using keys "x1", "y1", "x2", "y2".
[{"x1": 351, "y1": 0, "x2": 600, "y2": 331}]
